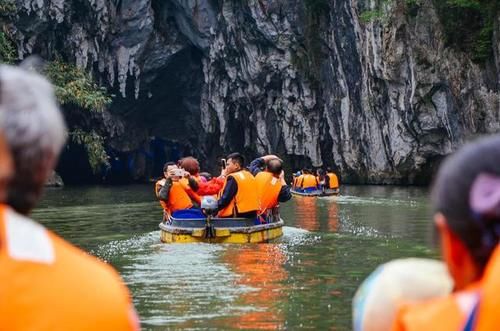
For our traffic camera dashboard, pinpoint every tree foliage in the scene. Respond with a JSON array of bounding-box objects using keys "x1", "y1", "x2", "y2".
[
  {"x1": 45, "y1": 60, "x2": 111, "y2": 112},
  {"x1": 0, "y1": 31, "x2": 15, "y2": 64},
  {"x1": 45, "y1": 61, "x2": 112, "y2": 173},
  {"x1": 434, "y1": 0, "x2": 497, "y2": 63},
  {"x1": 70, "y1": 129, "x2": 110, "y2": 172}
]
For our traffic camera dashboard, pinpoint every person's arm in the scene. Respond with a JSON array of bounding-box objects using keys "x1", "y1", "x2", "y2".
[
  {"x1": 217, "y1": 177, "x2": 238, "y2": 210},
  {"x1": 248, "y1": 157, "x2": 266, "y2": 176},
  {"x1": 278, "y1": 185, "x2": 292, "y2": 202},
  {"x1": 278, "y1": 171, "x2": 291, "y2": 202},
  {"x1": 158, "y1": 178, "x2": 173, "y2": 201},
  {"x1": 197, "y1": 178, "x2": 225, "y2": 195},
  {"x1": 325, "y1": 175, "x2": 330, "y2": 188},
  {"x1": 188, "y1": 176, "x2": 199, "y2": 191}
]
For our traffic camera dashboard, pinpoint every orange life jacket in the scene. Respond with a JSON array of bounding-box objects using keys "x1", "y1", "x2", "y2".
[
  {"x1": 179, "y1": 177, "x2": 201, "y2": 205},
  {"x1": 391, "y1": 288, "x2": 479, "y2": 331},
  {"x1": 155, "y1": 179, "x2": 193, "y2": 213},
  {"x1": 255, "y1": 171, "x2": 282, "y2": 214},
  {"x1": 292, "y1": 176, "x2": 300, "y2": 188},
  {"x1": 327, "y1": 172, "x2": 339, "y2": 189},
  {"x1": 218, "y1": 170, "x2": 259, "y2": 217},
  {"x1": 0, "y1": 204, "x2": 139, "y2": 331},
  {"x1": 465, "y1": 245, "x2": 500, "y2": 330},
  {"x1": 300, "y1": 174, "x2": 318, "y2": 189}
]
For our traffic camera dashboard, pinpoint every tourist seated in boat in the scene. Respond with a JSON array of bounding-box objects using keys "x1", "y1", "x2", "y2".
[
  {"x1": 216, "y1": 152, "x2": 259, "y2": 218},
  {"x1": 249, "y1": 154, "x2": 291, "y2": 215},
  {"x1": 388, "y1": 135, "x2": 500, "y2": 330},
  {"x1": 326, "y1": 167, "x2": 340, "y2": 189},
  {"x1": 292, "y1": 170, "x2": 302, "y2": 189},
  {"x1": 200, "y1": 172, "x2": 212, "y2": 181},
  {"x1": 296, "y1": 169, "x2": 319, "y2": 192},
  {"x1": 155, "y1": 162, "x2": 203, "y2": 218},
  {"x1": 316, "y1": 169, "x2": 326, "y2": 190},
  {"x1": 179, "y1": 156, "x2": 203, "y2": 183},
  {"x1": 193, "y1": 162, "x2": 227, "y2": 196},
  {"x1": 0, "y1": 65, "x2": 139, "y2": 330},
  {"x1": 178, "y1": 156, "x2": 203, "y2": 205}
]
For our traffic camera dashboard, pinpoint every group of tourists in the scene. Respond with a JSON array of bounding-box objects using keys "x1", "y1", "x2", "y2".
[
  {"x1": 154, "y1": 153, "x2": 292, "y2": 220},
  {"x1": 292, "y1": 168, "x2": 340, "y2": 192}
]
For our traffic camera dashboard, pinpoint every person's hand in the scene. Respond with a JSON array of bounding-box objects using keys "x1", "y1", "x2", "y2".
[{"x1": 220, "y1": 167, "x2": 228, "y2": 178}]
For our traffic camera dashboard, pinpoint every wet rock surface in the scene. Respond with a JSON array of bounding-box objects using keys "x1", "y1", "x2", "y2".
[{"x1": 6, "y1": 0, "x2": 499, "y2": 184}]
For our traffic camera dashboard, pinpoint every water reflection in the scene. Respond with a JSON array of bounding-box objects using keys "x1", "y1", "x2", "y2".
[
  {"x1": 292, "y1": 196, "x2": 340, "y2": 233},
  {"x1": 214, "y1": 244, "x2": 287, "y2": 330},
  {"x1": 327, "y1": 201, "x2": 339, "y2": 232},
  {"x1": 294, "y1": 196, "x2": 319, "y2": 231},
  {"x1": 33, "y1": 185, "x2": 437, "y2": 330}
]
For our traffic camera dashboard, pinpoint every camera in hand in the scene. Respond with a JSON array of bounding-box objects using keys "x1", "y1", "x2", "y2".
[{"x1": 172, "y1": 169, "x2": 185, "y2": 177}]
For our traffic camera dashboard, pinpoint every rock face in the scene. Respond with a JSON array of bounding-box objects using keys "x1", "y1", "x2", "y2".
[{"x1": 5, "y1": 0, "x2": 500, "y2": 184}]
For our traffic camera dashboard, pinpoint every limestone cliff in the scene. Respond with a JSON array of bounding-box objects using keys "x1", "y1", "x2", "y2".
[{"x1": 4, "y1": 0, "x2": 499, "y2": 183}]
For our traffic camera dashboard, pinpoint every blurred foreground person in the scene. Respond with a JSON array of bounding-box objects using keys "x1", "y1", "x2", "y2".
[
  {"x1": 0, "y1": 64, "x2": 139, "y2": 330},
  {"x1": 352, "y1": 258, "x2": 452, "y2": 331},
  {"x1": 391, "y1": 135, "x2": 500, "y2": 331}
]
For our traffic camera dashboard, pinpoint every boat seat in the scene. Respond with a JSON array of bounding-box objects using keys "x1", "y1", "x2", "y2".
[{"x1": 171, "y1": 209, "x2": 206, "y2": 219}]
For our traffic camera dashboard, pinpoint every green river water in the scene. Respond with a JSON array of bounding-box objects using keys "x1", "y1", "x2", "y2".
[{"x1": 32, "y1": 185, "x2": 437, "y2": 330}]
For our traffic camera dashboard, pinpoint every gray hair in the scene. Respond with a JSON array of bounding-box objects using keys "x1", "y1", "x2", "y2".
[{"x1": 0, "y1": 64, "x2": 67, "y2": 214}]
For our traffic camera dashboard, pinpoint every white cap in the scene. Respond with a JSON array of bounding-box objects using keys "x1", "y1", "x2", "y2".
[{"x1": 352, "y1": 258, "x2": 453, "y2": 331}]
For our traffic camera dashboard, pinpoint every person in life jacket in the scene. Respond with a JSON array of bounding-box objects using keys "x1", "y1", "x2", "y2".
[
  {"x1": 390, "y1": 135, "x2": 500, "y2": 331},
  {"x1": 292, "y1": 170, "x2": 302, "y2": 189},
  {"x1": 325, "y1": 167, "x2": 340, "y2": 189},
  {"x1": 299, "y1": 169, "x2": 319, "y2": 190},
  {"x1": 179, "y1": 156, "x2": 203, "y2": 183},
  {"x1": 177, "y1": 156, "x2": 204, "y2": 204},
  {"x1": 316, "y1": 169, "x2": 326, "y2": 190},
  {"x1": 217, "y1": 152, "x2": 259, "y2": 218},
  {"x1": 353, "y1": 258, "x2": 453, "y2": 331},
  {"x1": 189, "y1": 159, "x2": 225, "y2": 196},
  {"x1": 0, "y1": 64, "x2": 139, "y2": 330},
  {"x1": 249, "y1": 154, "x2": 292, "y2": 215},
  {"x1": 155, "y1": 162, "x2": 198, "y2": 215}
]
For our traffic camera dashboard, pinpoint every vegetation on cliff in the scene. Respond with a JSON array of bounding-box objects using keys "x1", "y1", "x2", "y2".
[
  {"x1": 1, "y1": 2, "x2": 111, "y2": 173},
  {"x1": 360, "y1": 0, "x2": 498, "y2": 63},
  {"x1": 45, "y1": 61, "x2": 111, "y2": 172}
]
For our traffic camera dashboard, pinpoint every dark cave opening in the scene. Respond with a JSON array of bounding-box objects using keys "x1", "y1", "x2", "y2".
[{"x1": 57, "y1": 46, "x2": 206, "y2": 185}]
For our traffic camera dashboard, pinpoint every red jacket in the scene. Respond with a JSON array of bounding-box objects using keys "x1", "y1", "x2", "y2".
[{"x1": 196, "y1": 177, "x2": 225, "y2": 196}]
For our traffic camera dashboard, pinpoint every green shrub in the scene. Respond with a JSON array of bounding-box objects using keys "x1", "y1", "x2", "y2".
[
  {"x1": 45, "y1": 60, "x2": 111, "y2": 112},
  {"x1": 0, "y1": 31, "x2": 16, "y2": 63},
  {"x1": 70, "y1": 129, "x2": 110, "y2": 172},
  {"x1": 45, "y1": 61, "x2": 112, "y2": 172},
  {"x1": 432, "y1": 0, "x2": 497, "y2": 63}
]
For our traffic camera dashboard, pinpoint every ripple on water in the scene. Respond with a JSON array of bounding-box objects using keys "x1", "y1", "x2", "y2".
[{"x1": 322, "y1": 194, "x2": 419, "y2": 208}]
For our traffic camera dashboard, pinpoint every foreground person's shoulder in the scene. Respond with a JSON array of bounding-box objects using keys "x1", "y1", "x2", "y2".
[
  {"x1": 1, "y1": 207, "x2": 140, "y2": 330},
  {"x1": 48, "y1": 232, "x2": 139, "y2": 325}
]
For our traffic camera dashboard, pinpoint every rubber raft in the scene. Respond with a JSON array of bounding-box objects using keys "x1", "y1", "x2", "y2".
[
  {"x1": 291, "y1": 188, "x2": 340, "y2": 197},
  {"x1": 159, "y1": 210, "x2": 284, "y2": 244}
]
